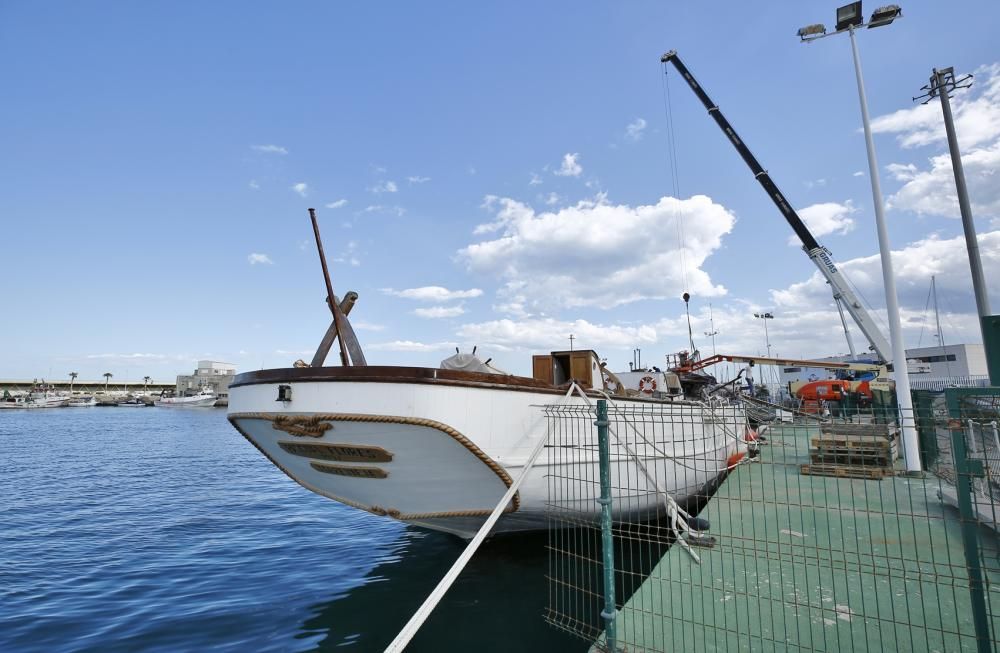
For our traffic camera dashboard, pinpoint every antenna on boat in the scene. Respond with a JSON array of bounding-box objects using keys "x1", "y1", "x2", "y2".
[{"x1": 683, "y1": 292, "x2": 697, "y2": 358}]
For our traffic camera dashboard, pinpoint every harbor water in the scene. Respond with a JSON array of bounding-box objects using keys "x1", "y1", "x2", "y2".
[{"x1": 0, "y1": 408, "x2": 581, "y2": 651}]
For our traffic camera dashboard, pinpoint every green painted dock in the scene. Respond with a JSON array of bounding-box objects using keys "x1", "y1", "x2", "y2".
[{"x1": 606, "y1": 424, "x2": 1000, "y2": 652}]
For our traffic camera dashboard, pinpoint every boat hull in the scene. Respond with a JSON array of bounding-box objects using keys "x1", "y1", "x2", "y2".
[
  {"x1": 155, "y1": 395, "x2": 216, "y2": 407},
  {"x1": 228, "y1": 368, "x2": 748, "y2": 538}
]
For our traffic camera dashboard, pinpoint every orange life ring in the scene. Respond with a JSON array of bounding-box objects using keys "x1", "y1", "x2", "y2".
[{"x1": 639, "y1": 375, "x2": 657, "y2": 394}]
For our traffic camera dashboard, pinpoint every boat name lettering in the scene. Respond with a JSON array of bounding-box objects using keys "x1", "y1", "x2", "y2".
[
  {"x1": 278, "y1": 441, "x2": 393, "y2": 463},
  {"x1": 309, "y1": 461, "x2": 388, "y2": 479}
]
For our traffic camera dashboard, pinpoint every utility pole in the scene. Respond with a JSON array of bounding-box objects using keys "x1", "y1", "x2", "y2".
[
  {"x1": 915, "y1": 67, "x2": 998, "y2": 385},
  {"x1": 568, "y1": 334, "x2": 575, "y2": 351}
]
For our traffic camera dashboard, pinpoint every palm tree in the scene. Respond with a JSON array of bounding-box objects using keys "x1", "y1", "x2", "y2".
[
  {"x1": 69, "y1": 372, "x2": 78, "y2": 395},
  {"x1": 103, "y1": 372, "x2": 113, "y2": 393},
  {"x1": 143, "y1": 376, "x2": 151, "y2": 394}
]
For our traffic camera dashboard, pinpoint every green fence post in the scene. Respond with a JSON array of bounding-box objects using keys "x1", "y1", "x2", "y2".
[
  {"x1": 595, "y1": 399, "x2": 617, "y2": 653},
  {"x1": 946, "y1": 389, "x2": 993, "y2": 653}
]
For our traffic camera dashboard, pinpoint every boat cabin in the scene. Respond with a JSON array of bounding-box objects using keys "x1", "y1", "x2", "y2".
[{"x1": 532, "y1": 350, "x2": 604, "y2": 389}]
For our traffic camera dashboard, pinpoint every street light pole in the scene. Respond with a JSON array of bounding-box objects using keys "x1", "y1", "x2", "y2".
[
  {"x1": 799, "y1": 3, "x2": 920, "y2": 472},
  {"x1": 846, "y1": 24, "x2": 918, "y2": 472}
]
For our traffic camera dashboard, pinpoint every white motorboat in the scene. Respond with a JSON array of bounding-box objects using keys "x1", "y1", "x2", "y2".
[
  {"x1": 1, "y1": 384, "x2": 70, "y2": 409},
  {"x1": 155, "y1": 387, "x2": 217, "y2": 407},
  {"x1": 67, "y1": 396, "x2": 97, "y2": 407},
  {"x1": 117, "y1": 396, "x2": 152, "y2": 407}
]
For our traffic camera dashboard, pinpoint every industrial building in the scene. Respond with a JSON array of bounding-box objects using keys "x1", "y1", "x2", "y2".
[
  {"x1": 777, "y1": 343, "x2": 989, "y2": 389},
  {"x1": 175, "y1": 361, "x2": 237, "y2": 403}
]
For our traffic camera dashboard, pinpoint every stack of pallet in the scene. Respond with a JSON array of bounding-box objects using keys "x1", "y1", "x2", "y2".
[{"x1": 801, "y1": 423, "x2": 898, "y2": 480}]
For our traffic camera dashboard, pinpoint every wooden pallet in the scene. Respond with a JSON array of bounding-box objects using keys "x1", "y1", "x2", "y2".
[
  {"x1": 800, "y1": 463, "x2": 892, "y2": 480},
  {"x1": 810, "y1": 452, "x2": 892, "y2": 467},
  {"x1": 820, "y1": 423, "x2": 898, "y2": 438},
  {"x1": 811, "y1": 435, "x2": 899, "y2": 462}
]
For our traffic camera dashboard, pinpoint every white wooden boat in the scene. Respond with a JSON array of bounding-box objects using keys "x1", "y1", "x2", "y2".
[
  {"x1": 227, "y1": 210, "x2": 751, "y2": 539},
  {"x1": 228, "y1": 350, "x2": 751, "y2": 539},
  {"x1": 67, "y1": 396, "x2": 97, "y2": 407}
]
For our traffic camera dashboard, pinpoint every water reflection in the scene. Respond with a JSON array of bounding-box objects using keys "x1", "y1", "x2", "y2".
[{"x1": 304, "y1": 523, "x2": 676, "y2": 652}]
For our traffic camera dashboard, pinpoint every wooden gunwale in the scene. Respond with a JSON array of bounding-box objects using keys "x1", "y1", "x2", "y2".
[{"x1": 229, "y1": 365, "x2": 700, "y2": 405}]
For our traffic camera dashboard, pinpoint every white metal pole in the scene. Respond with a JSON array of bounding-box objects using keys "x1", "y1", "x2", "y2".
[{"x1": 849, "y1": 26, "x2": 920, "y2": 471}]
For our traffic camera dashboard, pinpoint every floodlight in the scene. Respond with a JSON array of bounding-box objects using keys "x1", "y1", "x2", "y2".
[
  {"x1": 835, "y1": 1, "x2": 864, "y2": 31},
  {"x1": 797, "y1": 23, "x2": 827, "y2": 39},
  {"x1": 868, "y1": 4, "x2": 901, "y2": 28}
]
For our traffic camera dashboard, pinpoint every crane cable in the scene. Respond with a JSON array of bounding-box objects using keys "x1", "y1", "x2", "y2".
[{"x1": 660, "y1": 62, "x2": 689, "y2": 294}]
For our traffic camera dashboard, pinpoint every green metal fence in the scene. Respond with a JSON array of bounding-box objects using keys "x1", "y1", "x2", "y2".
[{"x1": 545, "y1": 390, "x2": 1000, "y2": 652}]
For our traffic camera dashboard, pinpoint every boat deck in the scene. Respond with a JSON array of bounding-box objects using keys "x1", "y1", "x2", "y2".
[{"x1": 601, "y1": 423, "x2": 1000, "y2": 652}]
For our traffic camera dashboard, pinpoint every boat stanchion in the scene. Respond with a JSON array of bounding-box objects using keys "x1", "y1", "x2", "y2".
[{"x1": 595, "y1": 399, "x2": 619, "y2": 653}]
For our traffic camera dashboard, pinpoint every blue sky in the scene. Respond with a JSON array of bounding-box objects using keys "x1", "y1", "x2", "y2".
[{"x1": 2, "y1": 1, "x2": 999, "y2": 381}]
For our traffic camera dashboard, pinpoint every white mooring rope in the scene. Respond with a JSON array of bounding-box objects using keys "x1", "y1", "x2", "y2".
[{"x1": 383, "y1": 383, "x2": 585, "y2": 653}]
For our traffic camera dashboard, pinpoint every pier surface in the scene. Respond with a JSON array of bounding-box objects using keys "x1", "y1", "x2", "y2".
[{"x1": 607, "y1": 424, "x2": 1000, "y2": 652}]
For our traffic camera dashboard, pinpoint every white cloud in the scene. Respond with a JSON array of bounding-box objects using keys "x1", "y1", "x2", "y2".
[
  {"x1": 251, "y1": 144, "x2": 288, "y2": 155},
  {"x1": 544, "y1": 192, "x2": 561, "y2": 206},
  {"x1": 382, "y1": 286, "x2": 483, "y2": 302},
  {"x1": 805, "y1": 178, "x2": 827, "y2": 189},
  {"x1": 414, "y1": 305, "x2": 466, "y2": 319},
  {"x1": 872, "y1": 63, "x2": 1000, "y2": 222},
  {"x1": 352, "y1": 321, "x2": 385, "y2": 332},
  {"x1": 457, "y1": 317, "x2": 658, "y2": 352},
  {"x1": 85, "y1": 352, "x2": 182, "y2": 361},
  {"x1": 554, "y1": 153, "x2": 583, "y2": 177},
  {"x1": 459, "y1": 194, "x2": 734, "y2": 310},
  {"x1": 362, "y1": 204, "x2": 406, "y2": 217},
  {"x1": 249, "y1": 180, "x2": 260, "y2": 190},
  {"x1": 871, "y1": 63, "x2": 1000, "y2": 150},
  {"x1": 625, "y1": 118, "x2": 647, "y2": 142},
  {"x1": 325, "y1": 199, "x2": 348, "y2": 209},
  {"x1": 886, "y1": 143, "x2": 1000, "y2": 218},
  {"x1": 853, "y1": 170, "x2": 865, "y2": 177},
  {"x1": 291, "y1": 182, "x2": 308, "y2": 197},
  {"x1": 368, "y1": 180, "x2": 399, "y2": 194},
  {"x1": 529, "y1": 173, "x2": 543, "y2": 186},
  {"x1": 407, "y1": 176, "x2": 431, "y2": 184},
  {"x1": 368, "y1": 340, "x2": 458, "y2": 352},
  {"x1": 789, "y1": 201, "x2": 856, "y2": 245},
  {"x1": 248, "y1": 253, "x2": 273, "y2": 265},
  {"x1": 771, "y1": 230, "x2": 1000, "y2": 316}
]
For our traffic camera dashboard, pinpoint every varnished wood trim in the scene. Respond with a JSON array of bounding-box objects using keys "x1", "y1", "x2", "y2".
[
  {"x1": 310, "y1": 461, "x2": 388, "y2": 479},
  {"x1": 278, "y1": 440, "x2": 394, "y2": 463},
  {"x1": 228, "y1": 412, "x2": 520, "y2": 521}
]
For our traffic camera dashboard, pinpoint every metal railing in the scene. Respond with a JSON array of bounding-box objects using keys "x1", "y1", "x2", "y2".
[{"x1": 545, "y1": 390, "x2": 1000, "y2": 652}]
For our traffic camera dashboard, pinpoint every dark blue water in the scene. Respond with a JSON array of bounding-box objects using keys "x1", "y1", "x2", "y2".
[{"x1": 0, "y1": 409, "x2": 582, "y2": 652}]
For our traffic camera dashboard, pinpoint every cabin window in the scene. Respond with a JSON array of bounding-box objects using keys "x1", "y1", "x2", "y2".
[{"x1": 815, "y1": 385, "x2": 827, "y2": 395}]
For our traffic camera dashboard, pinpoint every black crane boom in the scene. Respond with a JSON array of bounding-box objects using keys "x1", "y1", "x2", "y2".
[{"x1": 660, "y1": 50, "x2": 821, "y2": 251}]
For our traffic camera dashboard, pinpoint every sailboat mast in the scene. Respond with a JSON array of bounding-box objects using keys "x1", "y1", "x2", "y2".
[{"x1": 931, "y1": 275, "x2": 953, "y2": 378}]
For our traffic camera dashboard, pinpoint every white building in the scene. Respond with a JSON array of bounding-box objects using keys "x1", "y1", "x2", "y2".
[
  {"x1": 904, "y1": 343, "x2": 988, "y2": 379},
  {"x1": 777, "y1": 344, "x2": 988, "y2": 389},
  {"x1": 176, "y1": 360, "x2": 237, "y2": 401}
]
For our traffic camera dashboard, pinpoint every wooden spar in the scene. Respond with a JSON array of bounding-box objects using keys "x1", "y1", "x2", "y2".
[
  {"x1": 309, "y1": 208, "x2": 351, "y2": 367},
  {"x1": 311, "y1": 293, "x2": 356, "y2": 368}
]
